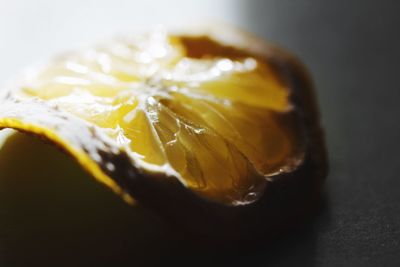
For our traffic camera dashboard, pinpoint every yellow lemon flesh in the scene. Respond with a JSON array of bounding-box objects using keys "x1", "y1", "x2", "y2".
[{"x1": 0, "y1": 29, "x2": 304, "y2": 205}]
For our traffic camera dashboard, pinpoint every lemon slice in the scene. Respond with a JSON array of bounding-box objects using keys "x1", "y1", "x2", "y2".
[{"x1": 0, "y1": 28, "x2": 306, "y2": 206}]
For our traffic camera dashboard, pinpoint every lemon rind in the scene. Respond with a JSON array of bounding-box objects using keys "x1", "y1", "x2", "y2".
[{"x1": 0, "y1": 96, "x2": 135, "y2": 204}]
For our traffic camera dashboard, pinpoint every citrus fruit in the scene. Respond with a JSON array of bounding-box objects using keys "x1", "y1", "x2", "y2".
[{"x1": 0, "y1": 26, "x2": 327, "y2": 239}]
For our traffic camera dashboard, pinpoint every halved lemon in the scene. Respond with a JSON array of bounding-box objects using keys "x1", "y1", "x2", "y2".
[{"x1": 0, "y1": 27, "x2": 326, "y2": 238}]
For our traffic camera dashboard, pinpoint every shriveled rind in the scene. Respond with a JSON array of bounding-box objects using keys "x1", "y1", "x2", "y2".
[
  {"x1": 0, "y1": 94, "x2": 136, "y2": 204},
  {"x1": 0, "y1": 26, "x2": 327, "y2": 240}
]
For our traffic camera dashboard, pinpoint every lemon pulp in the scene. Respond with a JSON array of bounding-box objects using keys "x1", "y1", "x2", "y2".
[{"x1": 1, "y1": 30, "x2": 304, "y2": 205}]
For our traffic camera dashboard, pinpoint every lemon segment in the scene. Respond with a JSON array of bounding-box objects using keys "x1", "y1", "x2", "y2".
[{"x1": 0, "y1": 30, "x2": 304, "y2": 205}]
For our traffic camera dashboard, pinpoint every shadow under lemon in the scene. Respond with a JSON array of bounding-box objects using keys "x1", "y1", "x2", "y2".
[{"x1": 0, "y1": 131, "x2": 326, "y2": 267}]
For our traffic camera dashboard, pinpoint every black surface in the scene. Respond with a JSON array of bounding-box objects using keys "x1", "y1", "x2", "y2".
[{"x1": 1, "y1": 1, "x2": 400, "y2": 266}]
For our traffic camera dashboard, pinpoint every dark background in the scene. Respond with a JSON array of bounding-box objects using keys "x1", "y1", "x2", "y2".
[
  {"x1": 242, "y1": 0, "x2": 400, "y2": 266},
  {"x1": 0, "y1": 0, "x2": 399, "y2": 266}
]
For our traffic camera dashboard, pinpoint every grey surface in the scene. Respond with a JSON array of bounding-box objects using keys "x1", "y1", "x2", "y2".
[{"x1": 0, "y1": 0, "x2": 400, "y2": 266}]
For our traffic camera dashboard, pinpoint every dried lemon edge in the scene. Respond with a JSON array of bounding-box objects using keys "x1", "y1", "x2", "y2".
[
  {"x1": 0, "y1": 120, "x2": 136, "y2": 205},
  {"x1": 0, "y1": 95, "x2": 139, "y2": 204}
]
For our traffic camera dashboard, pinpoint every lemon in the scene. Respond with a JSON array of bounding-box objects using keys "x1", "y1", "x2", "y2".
[{"x1": 0, "y1": 28, "x2": 306, "y2": 206}]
